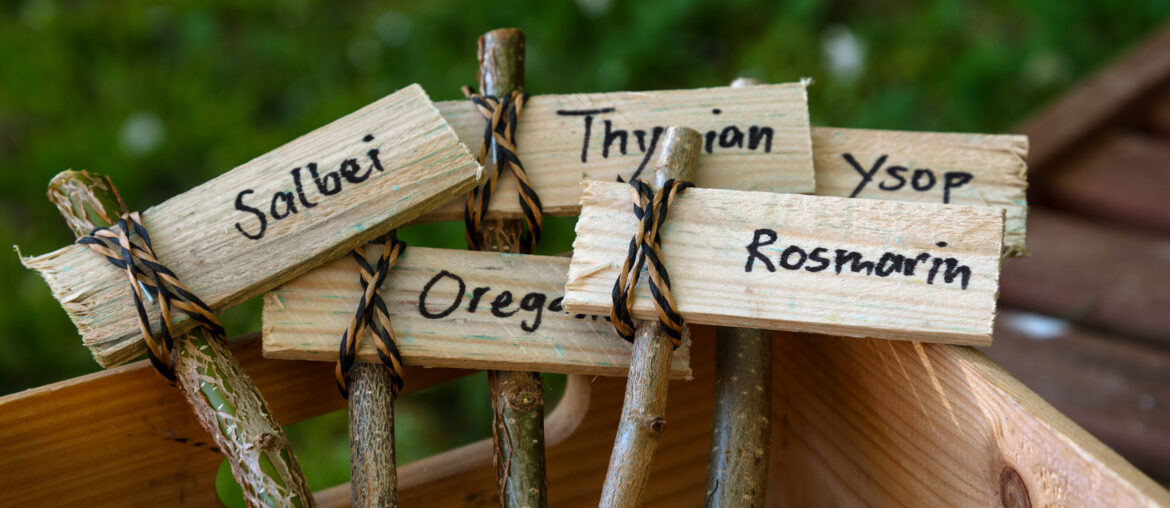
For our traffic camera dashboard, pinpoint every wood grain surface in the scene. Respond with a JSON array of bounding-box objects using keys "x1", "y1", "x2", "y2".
[{"x1": 566, "y1": 182, "x2": 1005, "y2": 346}]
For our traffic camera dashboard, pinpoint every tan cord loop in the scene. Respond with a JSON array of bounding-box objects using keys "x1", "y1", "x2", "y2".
[
  {"x1": 461, "y1": 87, "x2": 543, "y2": 254},
  {"x1": 610, "y1": 178, "x2": 693, "y2": 348},
  {"x1": 335, "y1": 232, "x2": 407, "y2": 397}
]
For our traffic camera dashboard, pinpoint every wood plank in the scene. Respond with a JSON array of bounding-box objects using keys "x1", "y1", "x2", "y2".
[
  {"x1": 999, "y1": 208, "x2": 1170, "y2": 346},
  {"x1": 7, "y1": 328, "x2": 1165, "y2": 506},
  {"x1": 263, "y1": 245, "x2": 691, "y2": 378},
  {"x1": 564, "y1": 182, "x2": 1004, "y2": 346},
  {"x1": 1044, "y1": 132, "x2": 1170, "y2": 235},
  {"x1": 986, "y1": 309, "x2": 1170, "y2": 479},
  {"x1": 339, "y1": 327, "x2": 1168, "y2": 506},
  {"x1": 811, "y1": 127, "x2": 1028, "y2": 255},
  {"x1": 1019, "y1": 24, "x2": 1170, "y2": 172},
  {"x1": 416, "y1": 83, "x2": 816, "y2": 223},
  {"x1": 1143, "y1": 89, "x2": 1170, "y2": 136},
  {"x1": 20, "y1": 84, "x2": 481, "y2": 368},
  {"x1": 0, "y1": 333, "x2": 470, "y2": 507},
  {"x1": 765, "y1": 333, "x2": 1169, "y2": 507}
]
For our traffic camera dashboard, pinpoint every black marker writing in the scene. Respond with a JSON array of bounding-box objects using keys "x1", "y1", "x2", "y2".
[
  {"x1": 557, "y1": 107, "x2": 774, "y2": 182},
  {"x1": 746, "y1": 230, "x2": 972, "y2": 290},
  {"x1": 842, "y1": 153, "x2": 974, "y2": 204},
  {"x1": 417, "y1": 270, "x2": 610, "y2": 332},
  {"x1": 233, "y1": 134, "x2": 384, "y2": 240}
]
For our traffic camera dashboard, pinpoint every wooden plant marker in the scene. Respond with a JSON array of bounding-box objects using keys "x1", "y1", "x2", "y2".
[
  {"x1": 21, "y1": 84, "x2": 481, "y2": 368},
  {"x1": 418, "y1": 80, "x2": 817, "y2": 223},
  {"x1": 264, "y1": 246, "x2": 692, "y2": 377},
  {"x1": 564, "y1": 183, "x2": 1006, "y2": 347},
  {"x1": 811, "y1": 127, "x2": 1028, "y2": 255}
]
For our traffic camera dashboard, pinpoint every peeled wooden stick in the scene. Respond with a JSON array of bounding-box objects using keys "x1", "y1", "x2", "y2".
[
  {"x1": 472, "y1": 28, "x2": 549, "y2": 507},
  {"x1": 47, "y1": 170, "x2": 314, "y2": 508},
  {"x1": 705, "y1": 77, "x2": 772, "y2": 507},
  {"x1": 600, "y1": 126, "x2": 701, "y2": 507}
]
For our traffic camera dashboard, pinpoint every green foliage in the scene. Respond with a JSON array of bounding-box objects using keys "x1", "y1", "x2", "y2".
[{"x1": 2, "y1": 0, "x2": 1168, "y2": 504}]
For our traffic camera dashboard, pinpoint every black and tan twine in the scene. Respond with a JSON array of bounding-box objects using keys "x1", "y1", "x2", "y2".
[
  {"x1": 461, "y1": 87, "x2": 543, "y2": 254},
  {"x1": 335, "y1": 232, "x2": 408, "y2": 398},
  {"x1": 77, "y1": 212, "x2": 225, "y2": 382},
  {"x1": 610, "y1": 178, "x2": 693, "y2": 348}
]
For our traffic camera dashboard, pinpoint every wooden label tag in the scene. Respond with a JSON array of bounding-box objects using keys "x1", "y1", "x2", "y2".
[
  {"x1": 22, "y1": 84, "x2": 482, "y2": 367},
  {"x1": 263, "y1": 246, "x2": 691, "y2": 379},
  {"x1": 564, "y1": 182, "x2": 1005, "y2": 346},
  {"x1": 812, "y1": 127, "x2": 1028, "y2": 255},
  {"x1": 418, "y1": 82, "x2": 815, "y2": 222}
]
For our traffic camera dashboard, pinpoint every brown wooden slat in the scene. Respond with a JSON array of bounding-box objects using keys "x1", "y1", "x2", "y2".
[
  {"x1": 1041, "y1": 132, "x2": 1170, "y2": 234},
  {"x1": 986, "y1": 309, "x2": 1170, "y2": 479},
  {"x1": 999, "y1": 208, "x2": 1170, "y2": 345},
  {"x1": 384, "y1": 327, "x2": 1169, "y2": 506},
  {"x1": 1142, "y1": 89, "x2": 1170, "y2": 136},
  {"x1": 1020, "y1": 24, "x2": 1170, "y2": 173},
  {"x1": 6, "y1": 327, "x2": 1167, "y2": 506},
  {"x1": 0, "y1": 334, "x2": 469, "y2": 507}
]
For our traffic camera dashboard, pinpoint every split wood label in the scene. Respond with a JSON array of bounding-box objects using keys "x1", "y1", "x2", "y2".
[
  {"x1": 263, "y1": 246, "x2": 692, "y2": 379},
  {"x1": 811, "y1": 127, "x2": 1028, "y2": 255},
  {"x1": 419, "y1": 82, "x2": 817, "y2": 221},
  {"x1": 22, "y1": 84, "x2": 482, "y2": 367},
  {"x1": 564, "y1": 182, "x2": 1005, "y2": 346}
]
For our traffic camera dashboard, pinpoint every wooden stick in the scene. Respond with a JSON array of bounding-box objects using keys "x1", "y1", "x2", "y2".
[
  {"x1": 473, "y1": 28, "x2": 549, "y2": 508},
  {"x1": 46, "y1": 170, "x2": 315, "y2": 508},
  {"x1": 706, "y1": 326, "x2": 771, "y2": 505},
  {"x1": 348, "y1": 362, "x2": 397, "y2": 507},
  {"x1": 704, "y1": 77, "x2": 772, "y2": 508},
  {"x1": 600, "y1": 126, "x2": 701, "y2": 507}
]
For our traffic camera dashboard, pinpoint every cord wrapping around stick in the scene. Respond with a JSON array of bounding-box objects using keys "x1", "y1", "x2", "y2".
[
  {"x1": 461, "y1": 86, "x2": 543, "y2": 254},
  {"x1": 609, "y1": 178, "x2": 693, "y2": 347},
  {"x1": 77, "y1": 212, "x2": 224, "y2": 382},
  {"x1": 335, "y1": 232, "x2": 407, "y2": 398}
]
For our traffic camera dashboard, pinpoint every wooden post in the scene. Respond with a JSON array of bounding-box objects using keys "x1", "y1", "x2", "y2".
[
  {"x1": 474, "y1": 28, "x2": 549, "y2": 507},
  {"x1": 600, "y1": 126, "x2": 701, "y2": 507},
  {"x1": 348, "y1": 270, "x2": 399, "y2": 508},
  {"x1": 46, "y1": 170, "x2": 315, "y2": 508},
  {"x1": 705, "y1": 77, "x2": 772, "y2": 507},
  {"x1": 345, "y1": 235, "x2": 410, "y2": 508}
]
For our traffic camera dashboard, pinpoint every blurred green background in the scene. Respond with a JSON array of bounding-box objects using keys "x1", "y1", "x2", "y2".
[{"x1": 3, "y1": 0, "x2": 1169, "y2": 504}]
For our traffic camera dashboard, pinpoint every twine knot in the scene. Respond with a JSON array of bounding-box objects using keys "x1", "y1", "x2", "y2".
[
  {"x1": 461, "y1": 87, "x2": 543, "y2": 254},
  {"x1": 78, "y1": 212, "x2": 225, "y2": 381},
  {"x1": 610, "y1": 178, "x2": 693, "y2": 348},
  {"x1": 335, "y1": 232, "x2": 407, "y2": 397}
]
